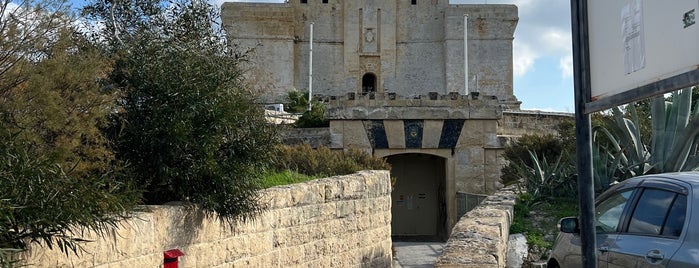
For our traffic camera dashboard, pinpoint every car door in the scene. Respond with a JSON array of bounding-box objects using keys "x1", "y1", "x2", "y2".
[
  {"x1": 593, "y1": 189, "x2": 635, "y2": 268},
  {"x1": 605, "y1": 186, "x2": 688, "y2": 268}
]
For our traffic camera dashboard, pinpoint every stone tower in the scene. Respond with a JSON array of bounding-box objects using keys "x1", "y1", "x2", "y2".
[
  {"x1": 222, "y1": 0, "x2": 519, "y2": 240},
  {"x1": 221, "y1": 0, "x2": 519, "y2": 109}
]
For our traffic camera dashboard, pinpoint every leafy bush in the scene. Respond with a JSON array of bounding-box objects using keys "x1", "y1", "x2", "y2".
[
  {"x1": 272, "y1": 144, "x2": 390, "y2": 177},
  {"x1": 501, "y1": 122, "x2": 578, "y2": 205},
  {"x1": 501, "y1": 133, "x2": 572, "y2": 186},
  {"x1": 86, "y1": 0, "x2": 280, "y2": 221},
  {"x1": 0, "y1": 3, "x2": 140, "y2": 264},
  {"x1": 0, "y1": 130, "x2": 140, "y2": 266},
  {"x1": 515, "y1": 152, "x2": 578, "y2": 206},
  {"x1": 284, "y1": 90, "x2": 329, "y2": 128}
]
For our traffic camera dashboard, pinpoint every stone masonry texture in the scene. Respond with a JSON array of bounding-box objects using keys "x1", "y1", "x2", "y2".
[
  {"x1": 18, "y1": 170, "x2": 393, "y2": 268},
  {"x1": 435, "y1": 185, "x2": 517, "y2": 268}
]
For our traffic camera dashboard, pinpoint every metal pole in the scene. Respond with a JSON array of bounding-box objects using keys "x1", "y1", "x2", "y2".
[
  {"x1": 308, "y1": 23, "x2": 314, "y2": 111},
  {"x1": 571, "y1": 0, "x2": 597, "y2": 267},
  {"x1": 464, "y1": 14, "x2": 469, "y2": 96}
]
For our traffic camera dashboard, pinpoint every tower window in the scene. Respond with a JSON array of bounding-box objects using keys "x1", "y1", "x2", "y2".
[
  {"x1": 411, "y1": 0, "x2": 417, "y2": 5},
  {"x1": 322, "y1": 0, "x2": 328, "y2": 3},
  {"x1": 301, "y1": 0, "x2": 307, "y2": 3},
  {"x1": 362, "y1": 73, "x2": 377, "y2": 94}
]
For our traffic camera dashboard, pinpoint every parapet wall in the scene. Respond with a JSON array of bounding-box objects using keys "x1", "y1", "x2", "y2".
[
  {"x1": 19, "y1": 170, "x2": 393, "y2": 268},
  {"x1": 435, "y1": 186, "x2": 517, "y2": 268},
  {"x1": 499, "y1": 110, "x2": 573, "y2": 137}
]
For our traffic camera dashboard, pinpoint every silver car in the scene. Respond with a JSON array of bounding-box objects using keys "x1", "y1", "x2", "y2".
[{"x1": 547, "y1": 172, "x2": 699, "y2": 268}]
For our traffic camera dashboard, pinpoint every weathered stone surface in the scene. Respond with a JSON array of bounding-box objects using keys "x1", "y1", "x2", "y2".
[
  {"x1": 506, "y1": 233, "x2": 528, "y2": 268},
  {"x1": 498, "y1": 110, "x2": 574, "y2": 137},
  {"x1": 436, "y1": 185, "x2": 517, "y2": 268},
  {"x1": 19, "y1": 171, "x2": 392, "y2": 268}
]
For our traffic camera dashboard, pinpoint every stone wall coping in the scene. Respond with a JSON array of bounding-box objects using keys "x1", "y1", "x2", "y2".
[
  {"x1": 435, "y1": 186, "x2": 517, "y2": 268},
  {"x1": 503, "y1": 109, "x2": 574, "y2": 117}
]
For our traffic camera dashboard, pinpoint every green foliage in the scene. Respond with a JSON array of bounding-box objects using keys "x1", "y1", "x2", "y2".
[
  {"x1": 0, "y1": 133, "x2": 140, "y2": 257},
  {"x1": 295, "y1": 103, "x2": 329, "y2": 128},
  {"x1": 261, "y1": 170, "x2": 316, "y2": 188},
  {"x1": 593, "y1": 87, "x2": 699, "y2": 191},
  {"x1": 649, "y1": 89, "x2": 699, "y2": 172},
  {"x1": 515, "y1": 152, "x2": 577, "y2": 206},
  {"x1": 510, "y1": 196, "x2": 578, "y2": 258},
  {"x1": 501, "y1": 133, "x2": 572, "y2": 186},
  {"x1": 272, "y1": 144, "x2": 390, "y2": 177},
  {"x1": 285, "y1": 90, "x2": 329, "y2": 128},
  {"x1": 2, "y1": 31, "x2": 117, "y2": 178},
  {"x1": 85, "y1": 0, "x2": 279, "y2": 221},
  {"x1": 285, "y1": 90, "x2": 310, "y2": 113},
  {"x1": 0, "y1": 1, "x2": 141, "y2": 265}
]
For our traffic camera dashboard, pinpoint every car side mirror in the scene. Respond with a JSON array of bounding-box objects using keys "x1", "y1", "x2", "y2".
[{"x1": 558, "y1": 217, "x2": 580, "y2": 233}]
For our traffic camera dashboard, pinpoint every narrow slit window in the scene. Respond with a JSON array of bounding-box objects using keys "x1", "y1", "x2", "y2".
[
  {"x1": 322, "y1": 0, "x2": 328, "y2": 3},
  {"x1": 411, "y1": 0, "x2": 417, "y2": 5},
  {"x1": 301, "y1": 0, "x2": 307, "y2": 3}
]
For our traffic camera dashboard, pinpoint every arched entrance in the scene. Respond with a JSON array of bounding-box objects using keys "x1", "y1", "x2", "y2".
[
  {"x1": 387, "y1": 153, "x2": 447, "y2": 241},
  {"x1": 361, "y1": 73, "x2": 376, "y2": 94}
]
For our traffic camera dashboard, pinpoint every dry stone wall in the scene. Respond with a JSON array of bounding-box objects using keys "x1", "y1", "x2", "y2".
[
  {"x1": 435, "y1": 186, "x2": 517, "y2": 268},
  {"x1": 19, "y1": 170, "x2": 392, "y2": 268}
]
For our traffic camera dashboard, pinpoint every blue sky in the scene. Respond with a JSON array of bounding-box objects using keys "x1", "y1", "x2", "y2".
[{"x1": 64, "y1": 0, "x2": 575, "y2": 112}]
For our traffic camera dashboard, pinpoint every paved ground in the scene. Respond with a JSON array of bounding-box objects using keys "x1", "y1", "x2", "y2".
[{"x1": 392, "y1": 242, "x2": 445, "y2": 267}]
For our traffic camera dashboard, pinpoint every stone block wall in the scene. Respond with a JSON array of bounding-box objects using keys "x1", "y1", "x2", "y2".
[
  {"x1": 498, "y1": 110, "x2": 573, "y2": 137},
  {"x1": 281, "y1": 127, "x2": 332, "y2": 148},
  {"x1": 435, "y1": 186, "x2": 517, "y2": 268},
  {"x1": 18, "y1": 170, "x2": 393, "y2": 268}
]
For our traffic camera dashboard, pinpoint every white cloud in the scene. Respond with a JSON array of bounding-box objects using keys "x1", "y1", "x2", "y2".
[
  {"x1": 559, "y1": 54, "x2": 573, "y2": 78},
  {"x1": 513, "y1": 42, "x2": 535, "y2": 77},
  {"x1": 452, "y1": 0, "x2": 572, "y2": 80}
]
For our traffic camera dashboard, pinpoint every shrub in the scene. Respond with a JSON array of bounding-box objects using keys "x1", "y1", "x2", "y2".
[
  {"x1": 86, "y1": 0, "x2": 280, "y2": 221},
  {"x1": 272, "y1": 144, "x2": 390, "y2": 177},
  {"x1": 0, "y1": 130, "x2": 140, "y2": 266},
  {"x1": 501, "y1": 134, "x2": 571, "y2": 186},
  {"x1": 284, "y1": 90, "x2": 329, "y2": 128}
]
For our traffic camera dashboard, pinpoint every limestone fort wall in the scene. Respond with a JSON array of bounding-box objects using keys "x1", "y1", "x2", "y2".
[{"x1": 18, "y1": 171, "x2": 392, "y2": 268}]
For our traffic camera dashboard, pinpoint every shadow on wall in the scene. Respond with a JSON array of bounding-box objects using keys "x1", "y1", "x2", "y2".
[{"x1": 160, "y1": 202, "x2": 207, "y2": 249}]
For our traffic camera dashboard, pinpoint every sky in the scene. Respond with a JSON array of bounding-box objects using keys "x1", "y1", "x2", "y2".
[{"x1": 63, "y1": 0, "x2": 575, "y2": 112}]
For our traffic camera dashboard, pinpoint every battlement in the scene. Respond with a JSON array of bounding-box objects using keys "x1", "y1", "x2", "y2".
[{"x1": 322, "y1": 92, "x2": 502, "y2": 120}]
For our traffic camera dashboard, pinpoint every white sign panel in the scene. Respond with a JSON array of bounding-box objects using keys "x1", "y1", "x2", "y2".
[{"x1": 588, "y1": 0, "x2": 699, "y2": 101}]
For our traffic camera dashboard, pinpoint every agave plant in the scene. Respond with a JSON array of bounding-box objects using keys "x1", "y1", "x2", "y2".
[
  {"x1": 593, "y1": 87, "x2": 699, "y2": 186},
  {"x1": 650, "y1": 89, "x2": 699, "y2": 172},
  {"x1": 516, "y1": 151, "x2": 577, "y2": 206}
]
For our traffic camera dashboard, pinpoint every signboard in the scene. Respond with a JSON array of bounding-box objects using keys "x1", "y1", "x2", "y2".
[
  {"x1": 585, "y1": 0, "x2": 699, "y2": 113},
  {"x1": 571, "y1": 1, "x2": 698, "y2": 267}
]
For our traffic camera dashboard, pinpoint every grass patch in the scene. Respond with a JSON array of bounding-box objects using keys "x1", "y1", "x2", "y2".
[
  {"x1": 261, "y1": 170, "x2": 317, "y2": 188},
  {"x1": 510, "y1": 195, "x2": 578, "y2": 261}
]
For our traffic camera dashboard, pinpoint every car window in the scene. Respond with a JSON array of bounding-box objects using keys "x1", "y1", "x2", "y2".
[
  {"x1": 661, "y1": 194, "x2": 687, "y2": 237},
  {"x1": 627, "y1": 188, "x2": 686, "y2": 237},
  {"x1": 595, "y1": 190, "x2": 632, "y2": 233}
]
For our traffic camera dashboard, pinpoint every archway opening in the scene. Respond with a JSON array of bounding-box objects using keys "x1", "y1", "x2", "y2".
[
  {"x1": 361, "y1": 73, "x2": 376, "y2": 94},
  {"x1": 387, "y1": 153, "x2": 447, "y2": 242}
]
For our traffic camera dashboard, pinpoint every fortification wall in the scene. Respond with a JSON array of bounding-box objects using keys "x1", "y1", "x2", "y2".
[
  {"x1": 19, "y1": 171, "x2": 393, "y2": 268},
  {"x1": 498, "y1": 110, "x2": 574, "y2": 137}
]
